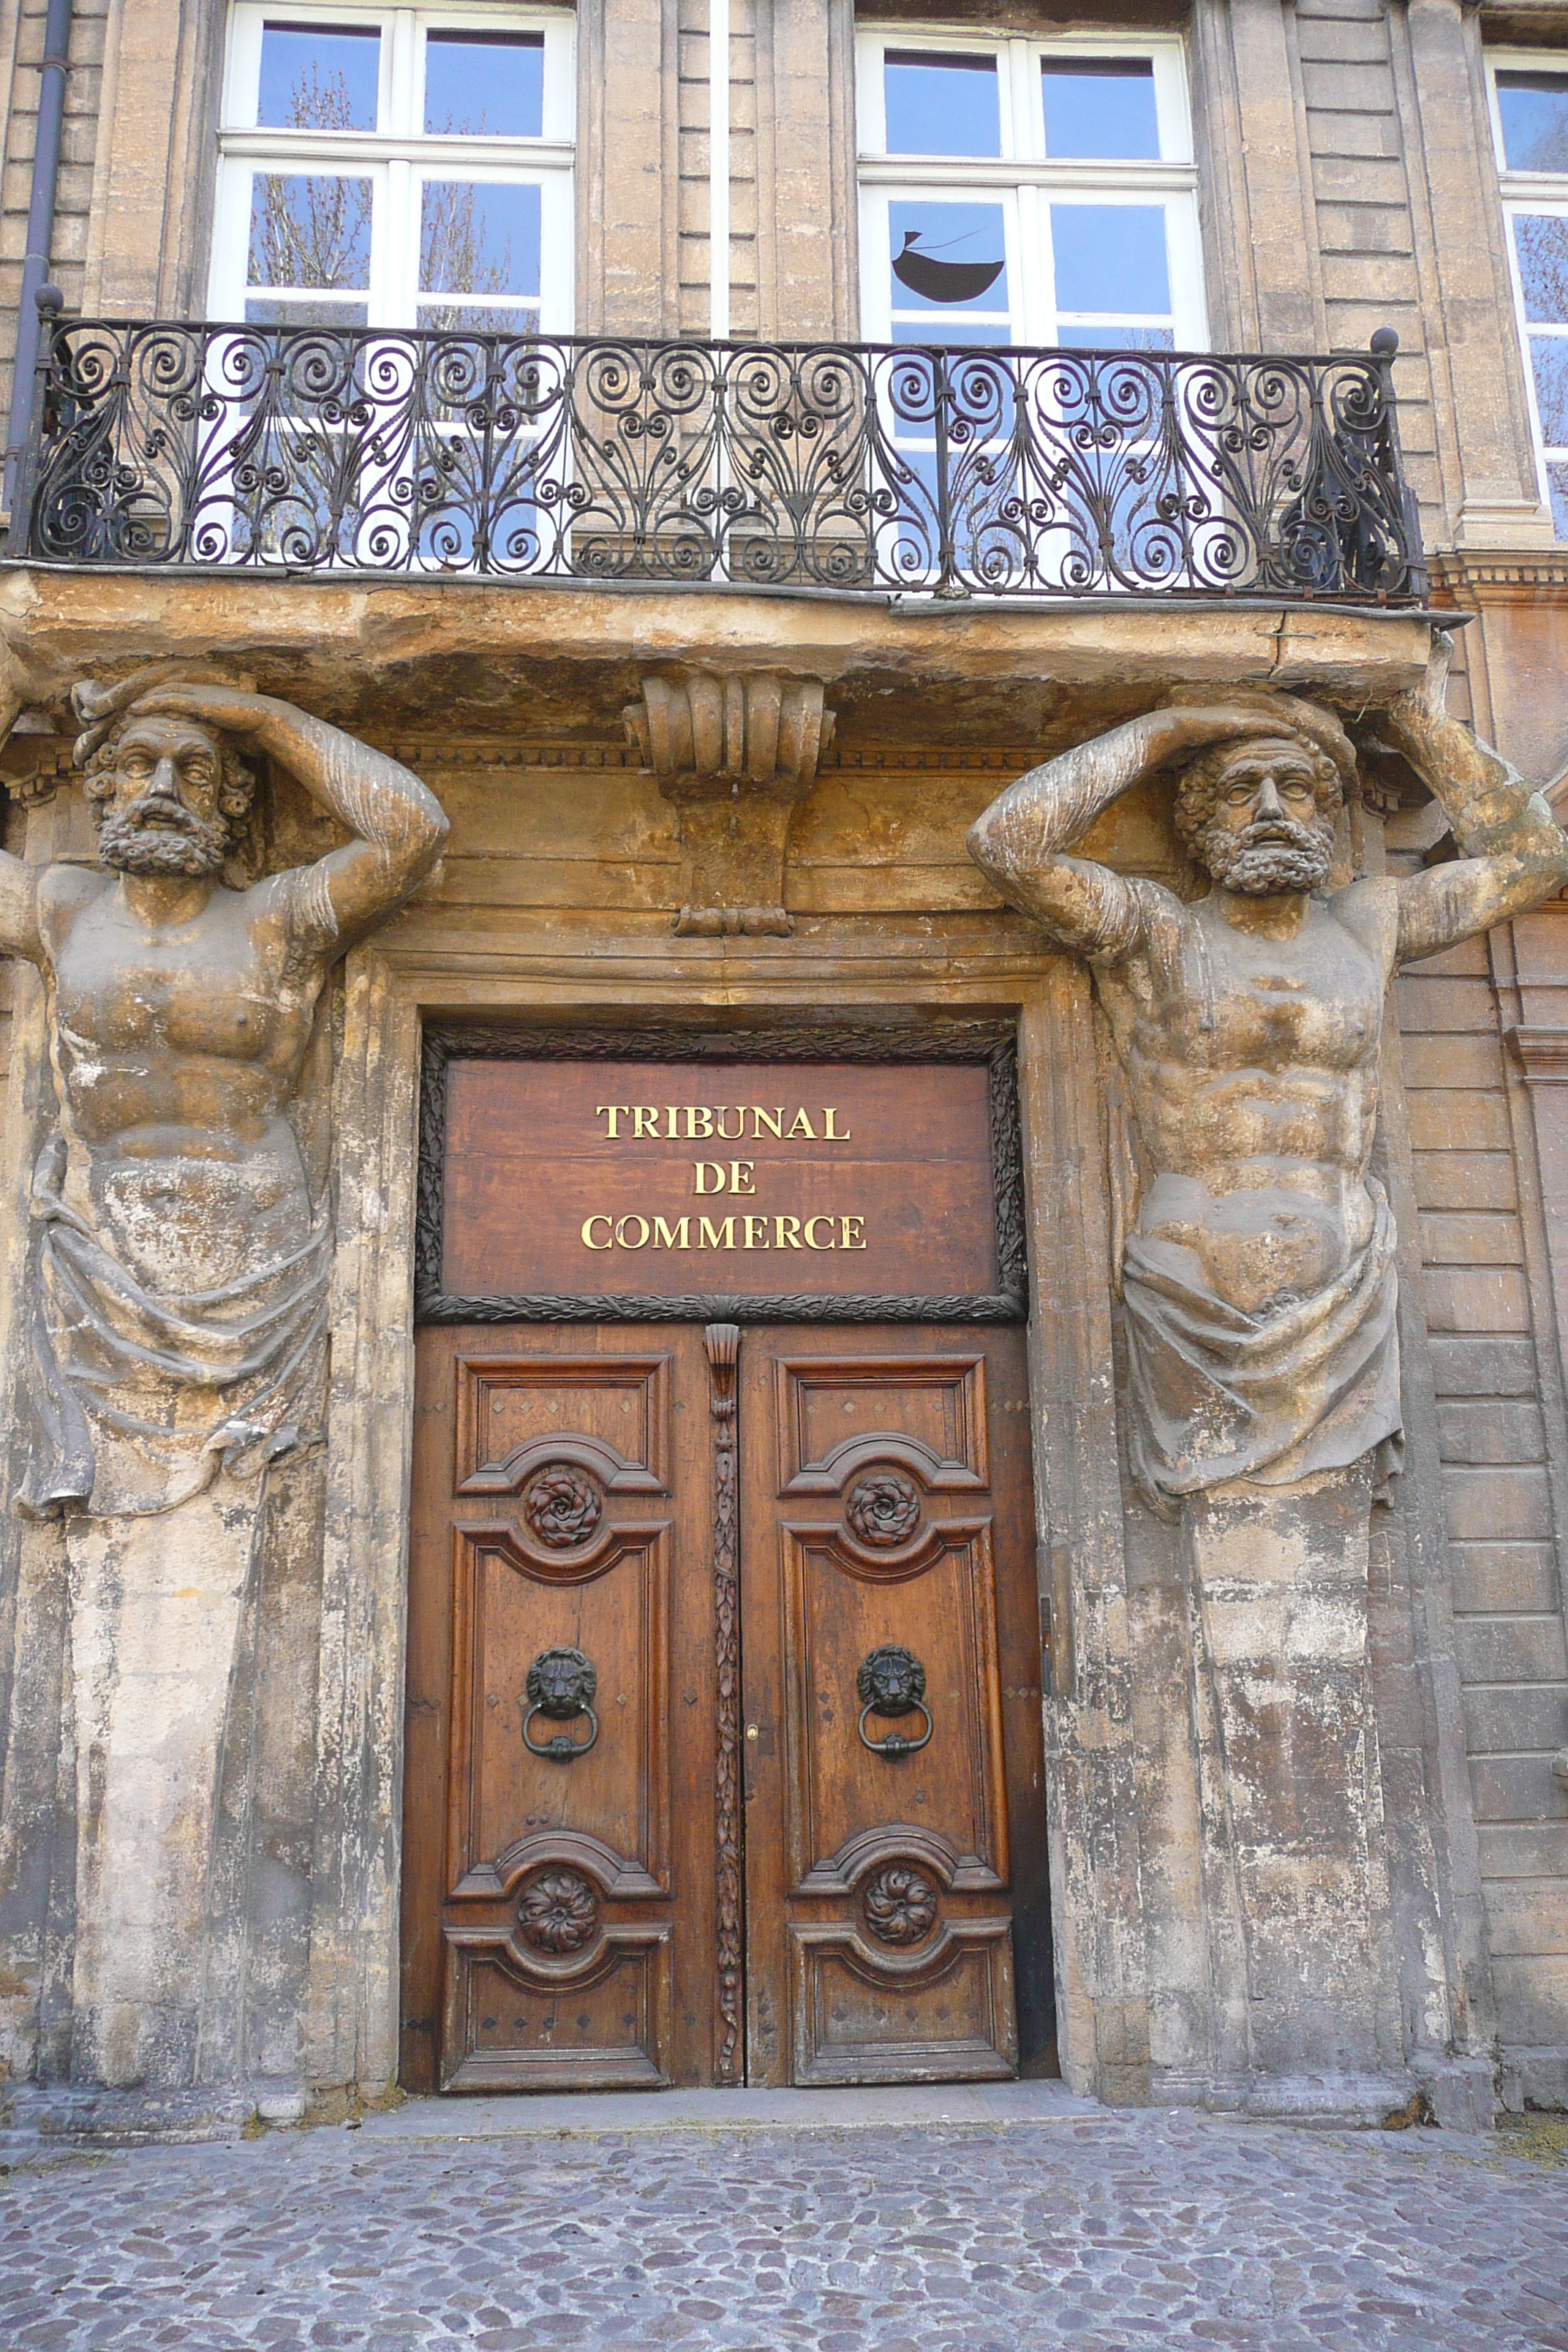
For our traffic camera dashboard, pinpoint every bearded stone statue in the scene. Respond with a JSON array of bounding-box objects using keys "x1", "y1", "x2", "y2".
[
  {"x1": 1, "y1": 669, "x2": 448, "y2": 1518},
  {"x1": 0, "y1": 665, "x2": 449, "y2": 2100},
  {"x1": 969, "y1": 654, "x2": 1568, "y2": 1512}
]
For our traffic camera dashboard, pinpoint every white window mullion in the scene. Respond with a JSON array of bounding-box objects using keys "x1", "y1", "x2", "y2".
[
  {"x1": 539, "y1": 170, "x2": 574, "y2": 331},
  {"x1": 383, "y1": 159, "x2": 414, "y2": 328},
  {"x1": 1165, "y1": 194, "x2": 1207, "y2": 349},
  {"x1": 225, "y1": 7, "x2": 265, "y2": 126},
  {"x1": 1011, "y1": 40, "x2": 1034, "y2": 165},
  {"x1": 1150, "y1": 45, "x2": 1193, "y2": 166},
  {"x1": 388, "y1": 9, "x2": 418, "y2": 137},
  {"x1": 207, "y1": 156, "x2": 253, "y2": 319},
  {"x1": 1016, "y1": 186, "x2": 1050, "y2": 346}
]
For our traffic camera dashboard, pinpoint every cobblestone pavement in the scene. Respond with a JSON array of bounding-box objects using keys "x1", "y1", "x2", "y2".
[{"x1": 4, "y1": 2106, "x2": 1567, "y2": 2352}]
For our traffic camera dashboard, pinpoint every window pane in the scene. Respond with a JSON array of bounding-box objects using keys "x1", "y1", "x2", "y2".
[
  {"x1": 1497, "y1": 72, "x2": 1568, "y2": 174},
  {"x1": 418, "y1": 303, "x2": 542, "y2": 336},
  {"x1": 1042, "y1": 58, "x2": 1159, "y2": 159},
  {"x1": 257, "y1": 21, "x2": 380, "y2": 130},
  {"x1": 1529, "y1": 334, "x2": 1568, "y2": 445},
  {"x1": 889, "y1": 200, "x2": 1009, "y2": 313},
  {"x1": 1054, "y1": 323, "x2": 1175, "y2": 350},
  {"x1": 883, "y1": 52, "x2": 1001, "y2": 157},
  {"x1": 1052, "y1": 205, "x2": 1169, "y2": 314},
  {"x1": 248, "y1": 174, "x2": 372, "y2": 290},
  {"x1": 1514, "y1": 214, "x2": 1568, "y2": 322},
  {"x1": 890, "y1": 319, "x2": 1012, "y2": 347},
  {"x1": 420, "y1": 181, "x2": 542, "y2": 297},
  {"x1": 425, "y1": 30, "x2": 545, "y2": 137},
  {"x1": 244, "y1": 296, "x2": 369, "y2": 327},
  {"x1": 1546, "y1": 461, "x2": 1568, "y2": 538}
]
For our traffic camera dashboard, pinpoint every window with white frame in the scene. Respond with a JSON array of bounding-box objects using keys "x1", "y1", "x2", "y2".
[
  {"x1": 1489, "y1": 53, "x2": 1568, "y2": 535},
  {"x1": 856, "y1": 31, "x2": 1205, "y2": 351},
  {"x1": 211, "y1": 3, "x2": 575, "y2": 334}
]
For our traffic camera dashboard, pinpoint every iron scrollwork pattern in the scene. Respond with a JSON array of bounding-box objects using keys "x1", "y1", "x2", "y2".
[
  {"x1": 856, "y1": 1644, "x2": 934, "y2": 1760},
  {"x1": 845, "y1": 1470, "x2": 921, "y2": 1548},
  {"x1": 521, "y1": 1646, "x2": 600, "y2": 1761},
  {"x1": 862, "y1": 1863, "x2": 939, "y2": 1946},
  {"x1": 22, "y1": 318, "x2": 1423, "y2": 603}
]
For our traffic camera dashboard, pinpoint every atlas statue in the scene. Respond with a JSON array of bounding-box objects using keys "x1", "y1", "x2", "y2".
[
  {"x1": 968, "y1": 647, "x2": 1568, "y2": 1509},
  {"x1": 0, "y1": 669, "x2": 448, "y2": 1517}
]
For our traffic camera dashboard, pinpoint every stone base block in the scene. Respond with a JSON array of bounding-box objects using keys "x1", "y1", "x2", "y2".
[
  {"x1": 1498, "y1": 2045, "x2": 1568, "y2": 2114},
  {"x1": 0, "y1": 2078, "x2": 286, "y2": 2152},
  {"x1": 1150, "y1": 2057, "x2": 1495, "y2": 2130}
]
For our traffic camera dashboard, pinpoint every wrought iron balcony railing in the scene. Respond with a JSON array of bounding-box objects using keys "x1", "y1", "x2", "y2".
[{"x1": 12, "y1": 314, "x2": 1425, "y2": 603}]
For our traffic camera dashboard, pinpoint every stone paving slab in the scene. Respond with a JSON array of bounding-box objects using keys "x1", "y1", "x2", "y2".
[
  {"x1": 362, "y1": 2078, "x2": 1104, "y2": 2138},
  {"x1": 4, "y1": 2104, "x2": 1567, "y2": 2351}
]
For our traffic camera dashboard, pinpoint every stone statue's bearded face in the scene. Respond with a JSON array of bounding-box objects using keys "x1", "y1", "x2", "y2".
[
  {"x1": 1177, "y1": 736, "x2": 1341, "y2": 897},
  {"x1": 88, "y1": 716, "x2": 246, "y2": 878}
]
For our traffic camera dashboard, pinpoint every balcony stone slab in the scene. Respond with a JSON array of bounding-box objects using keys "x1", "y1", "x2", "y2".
[{"x1": 0, "y1": 568, "x2": 1432, "y2": 747}]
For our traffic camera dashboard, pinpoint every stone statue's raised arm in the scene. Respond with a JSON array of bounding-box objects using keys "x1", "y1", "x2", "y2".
[
  {"x1": 1379, "y1": 646, "x2": 1568, "y2": 966},
  {"x1": 77, "y1": 678, "x2": 449, "y2": 948},
  {"x1": 0, "y1": 636, "x2": 69, "y2": 965},
  {"x1": 968, "y1": 703, "x2": 1284, "y2": 958}
]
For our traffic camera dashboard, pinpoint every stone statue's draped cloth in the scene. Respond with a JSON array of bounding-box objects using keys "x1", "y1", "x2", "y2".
[
  {"x1": 1120, "y1": 1176, "x2": 1403, "y2": 1508},
  {"x1": 18, "y1": 1138, "x2": 331, "y2": 1520}
]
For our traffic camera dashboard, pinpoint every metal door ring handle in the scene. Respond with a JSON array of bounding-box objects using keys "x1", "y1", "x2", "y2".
[
  {"x1": 857, "y1": 1699, "x2": 932, "y2": 1759},
  {"x1": 523, "y1": 1703, "x2": 600, "y2": 1762}
]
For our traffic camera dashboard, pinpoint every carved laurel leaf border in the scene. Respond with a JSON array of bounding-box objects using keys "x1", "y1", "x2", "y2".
[{"x1": 414, "y1": 1017, "x2": 1027, "y2": 1324}]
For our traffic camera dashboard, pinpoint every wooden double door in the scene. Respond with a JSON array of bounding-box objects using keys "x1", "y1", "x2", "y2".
[{"x1": 401, "y1": 1322, "x2": 1051, "y2": 2093}]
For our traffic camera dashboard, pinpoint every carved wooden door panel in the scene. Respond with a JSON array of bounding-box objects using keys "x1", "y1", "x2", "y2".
[
  {"x1": 739, "y1": 1326, "x2": 1049, "y2": 2087},
  {"x1": 404, "y1": 1320, "x2": 1049, "y2": 2093},
  {"x1": 402, "y1": 1326, "x2": 718, "y2": 2093}
]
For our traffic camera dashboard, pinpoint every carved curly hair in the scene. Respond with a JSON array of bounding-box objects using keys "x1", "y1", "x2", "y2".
[
  {"x1": 80, "y1": 715, "x2": 256, "y2": 855},
  {"x1": 1166, "y1": 690, "x2": 1357, "y2": 853}
]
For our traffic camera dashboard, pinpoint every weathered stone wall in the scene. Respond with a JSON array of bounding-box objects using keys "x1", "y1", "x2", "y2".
[
  {"x1": 0, "y1": 0, "x2": 108, "y2": 433},
  {"x1": 1391, "y1": 916, "x2": 1568, "y2": 2104},
  {"x1": 0, "y1": 0, "x2": 1564, "y2": 2123}
]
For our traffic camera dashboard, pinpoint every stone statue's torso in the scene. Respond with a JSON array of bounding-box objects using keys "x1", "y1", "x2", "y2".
[
  {"x1": 38, "y1": 868, "x2": 325, "y2": 1292},
  {"x1": 1098, "y1": 883, "x2": 1395, "y2": 1316}
]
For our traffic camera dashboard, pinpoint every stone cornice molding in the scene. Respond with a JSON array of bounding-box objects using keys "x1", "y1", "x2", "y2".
[
  {"x1": 1507, "y1": 1023, "x2": 1568, "y2": 1084},
  {"x1": 0, "y1": 739, "x2": 71, "y2": 804},
  {"x1": 1428, "y1": 547, "x2": 1568, "y2": 596},
  {"x1": 382, "y1": 739, "x2": 1047, "y2": 777}
]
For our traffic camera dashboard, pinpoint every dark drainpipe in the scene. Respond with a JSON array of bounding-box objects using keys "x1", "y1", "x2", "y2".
[{"x1": 4, "y1": 0, "x2": 73, "y2": 540}]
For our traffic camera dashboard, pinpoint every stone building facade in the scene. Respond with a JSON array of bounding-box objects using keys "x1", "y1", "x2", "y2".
[{"x1": 0, "y1": 0, "x2": 1565, "y2": 2141}]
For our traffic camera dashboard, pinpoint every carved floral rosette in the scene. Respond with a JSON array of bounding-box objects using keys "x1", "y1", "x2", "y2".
[
  {"x1": 518, "y1": 1866, "x2": 600, "y2": 1956},
  {"x1": 523, "y1": 1463, "x2": 604, "y2": 1547},
  {"x1": 862, "y1": 1863, "x2": 939, "y2": 1946}
]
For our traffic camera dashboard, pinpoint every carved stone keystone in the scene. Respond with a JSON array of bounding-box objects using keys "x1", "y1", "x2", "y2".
[{"x1": 624, "y1": 670, "x2": 835, "y2": 935}]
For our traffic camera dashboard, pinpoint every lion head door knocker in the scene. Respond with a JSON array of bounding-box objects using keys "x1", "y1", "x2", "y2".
[
  {"x1": 521, "y1": 1646, "x2": 600, "y2": 1761},
  {"x1": 856, "y1": 1643, "x2": 933, "y2": 1759},
  {"x1": 844, "y1": 1469, "x2": 921, "y2": 1548}
]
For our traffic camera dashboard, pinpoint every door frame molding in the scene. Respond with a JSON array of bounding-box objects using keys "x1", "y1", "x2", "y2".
[
  {"x1": 412, "y1": 1015, "x2": 1027, "y2": 1324},
  {"x1": 315, "y1": 953, "x2": 1134, "y2": 2111}
]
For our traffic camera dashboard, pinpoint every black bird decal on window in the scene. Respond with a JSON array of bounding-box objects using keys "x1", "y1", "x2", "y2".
[{"x1": 892, "y1": 230, "x2": 1005, "y2": 305}]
